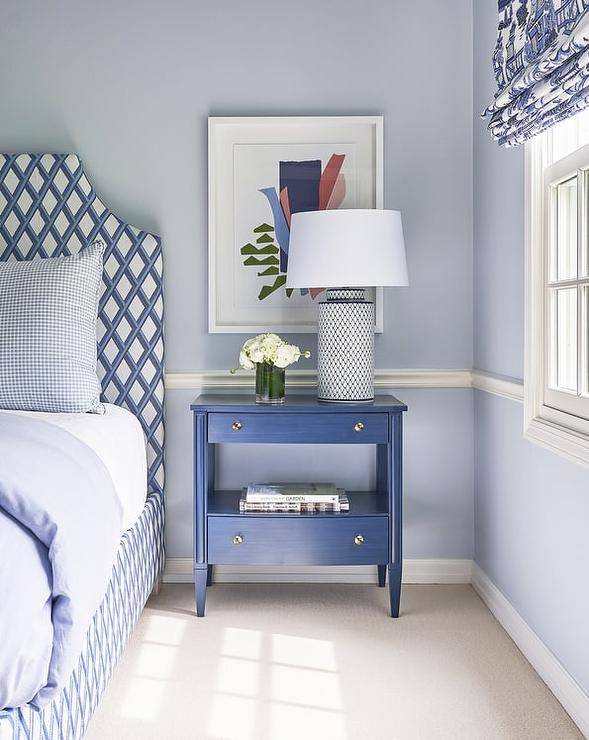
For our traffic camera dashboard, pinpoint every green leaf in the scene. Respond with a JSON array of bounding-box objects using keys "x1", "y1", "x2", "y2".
[
  {"x1": 256, "y1": 233, "x2": 274, "y2": 244},
  {"x1": 258, "y1": 274, "x2": 287, "y2": 300},
  {"x1": 285, "y1": 288, "x2": 294, "y2": 298},
  {"x1": 241, "y1": 243, "x2": 279, "y2": 255},
  {"x1": 253, "y1": 223, "x2": 274, "y2": 233},
  {"x1": 243, "y1": 255, "x2": 280, "y2": 266},
  {"x1": 257, "y1": 266, "x2": 280, "y2": 276}
]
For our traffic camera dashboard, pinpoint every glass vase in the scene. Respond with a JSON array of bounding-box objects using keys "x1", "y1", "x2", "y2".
[{"x1": 255, "y1": 363, "x2": 285, "y2": 404}]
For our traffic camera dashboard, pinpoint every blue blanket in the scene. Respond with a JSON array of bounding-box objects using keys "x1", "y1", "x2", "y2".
[{"x1": 0, "y1": 414, "x2": 122, "y2": 709}]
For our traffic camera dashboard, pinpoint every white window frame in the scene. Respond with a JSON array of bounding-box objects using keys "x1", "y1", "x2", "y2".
[{"x1": 525, "y1": 134, "x2": 589, "y2": 466}]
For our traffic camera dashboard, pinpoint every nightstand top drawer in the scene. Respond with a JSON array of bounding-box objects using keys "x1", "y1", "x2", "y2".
[
  {"x1": 207, "y1": 412, "x2": 389, "y2": 444},
  {"x1": 191, "y1": 394, "x2": 407, "y2": 413}
]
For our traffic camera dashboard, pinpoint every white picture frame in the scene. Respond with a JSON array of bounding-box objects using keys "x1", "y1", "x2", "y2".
[{"x1": 208, "y1": 115, "x2": 384, "y2": 334}]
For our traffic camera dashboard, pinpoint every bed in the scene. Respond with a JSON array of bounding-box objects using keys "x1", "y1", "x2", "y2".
[{"x1": 0, "y1": 153, "x2": 165, "y2": 740}]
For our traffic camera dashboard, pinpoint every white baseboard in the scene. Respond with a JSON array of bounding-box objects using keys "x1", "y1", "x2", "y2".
[
  {"x1": 163, "y1": 557, "x2": 472, "y2": 584},
  {"x1": 472, "y1": 563, "x2": 589, "y2": 737}
]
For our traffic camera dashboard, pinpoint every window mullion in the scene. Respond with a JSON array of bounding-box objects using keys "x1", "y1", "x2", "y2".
[
  {"x1": 547, "y1": 277, "x2": 585, "y2": 288},
  {"x1": 577, "y1": 172, "x2": 582, "y2": 398},
  {"x1": 580, "y1": 171, "x2": 588, "y2": 398},
  {"x1": 544, "y1": 174, "x2": 553, "y2": 394}
]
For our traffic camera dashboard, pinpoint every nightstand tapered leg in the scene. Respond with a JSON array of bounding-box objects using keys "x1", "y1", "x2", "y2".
[
  {"x1": 388, "y1": 564, "x2": 401, "y2": 618},
  {"x1": 377, "y1": 564, "x2": 387, "y2": 587},
  {"x1": 207, "y1": 564, "x2": 214, "y2": 586},
  {"x1": 195, "y1": 566, "x2": 208, "y2": 617}
]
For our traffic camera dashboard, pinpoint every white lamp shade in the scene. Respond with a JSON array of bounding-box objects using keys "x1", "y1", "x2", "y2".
[{"x1": 286, "y1": 209, "x2": 408, "y2": 288}]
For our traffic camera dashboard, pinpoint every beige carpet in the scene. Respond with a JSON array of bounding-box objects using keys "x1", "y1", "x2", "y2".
[{"x1": 86, "y1": 584, "x2": 581, "y2": 740}]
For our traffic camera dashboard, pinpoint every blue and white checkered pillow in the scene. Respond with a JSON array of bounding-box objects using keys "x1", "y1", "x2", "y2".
[{"x1": 0, "y1": 242, "x2": 105, "y2": 413}]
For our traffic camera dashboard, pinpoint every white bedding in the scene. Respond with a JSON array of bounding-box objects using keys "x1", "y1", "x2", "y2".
[{"x1": 0, "y1": 403, "x2": 147, "y2": 532}]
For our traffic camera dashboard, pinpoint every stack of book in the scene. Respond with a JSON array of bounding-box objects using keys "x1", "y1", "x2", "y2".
[{"x1": 239, "y1": 482, "x2": 349, "y2": 513}]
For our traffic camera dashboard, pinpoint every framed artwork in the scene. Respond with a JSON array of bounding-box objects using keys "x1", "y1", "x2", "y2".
[{"x1": 208, "y1": 116, "x2": 384, "y2": 333}]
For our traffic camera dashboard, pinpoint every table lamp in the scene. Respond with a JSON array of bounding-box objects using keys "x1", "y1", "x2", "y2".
[{"x1": 287, "y1": 209, "x2": 408, "y2": 403}]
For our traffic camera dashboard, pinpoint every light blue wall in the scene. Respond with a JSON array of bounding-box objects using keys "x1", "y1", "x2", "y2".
[
  {"x1": 0, "y1": 0, "x2": 475, "y2": 562},
  {"x1": 474, "y1": 392, "x2": 589, "y2": 693},
  {"x1": 0, "y1": 0, "x2": 473, "y2": 371},
  {"x1": 473, "y1": 0, "x2": 589, "y2": 694},
  {"x1": 473, "y1": 0, "x2": 524, "y2": 381}
]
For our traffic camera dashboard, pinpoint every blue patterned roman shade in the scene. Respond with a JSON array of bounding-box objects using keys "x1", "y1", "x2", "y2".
[{"x1": 483, "y1": 0, "x2": 589, "y2": 146}]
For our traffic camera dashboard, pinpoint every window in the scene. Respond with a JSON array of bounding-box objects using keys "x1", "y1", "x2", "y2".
[
  {"x1": 525, "y1": 110, "x2": 589, "y2": 465},
  {"x1": 544, "y1": 148, "x2": 589, "y2": 422}
]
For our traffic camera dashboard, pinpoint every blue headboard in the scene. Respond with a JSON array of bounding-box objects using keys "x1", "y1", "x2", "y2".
[{"x1": 0, "y1": 153, "x2": 164, "y2": 497}]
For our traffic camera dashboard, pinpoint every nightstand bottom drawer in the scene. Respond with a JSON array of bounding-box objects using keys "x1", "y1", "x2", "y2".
[{"x1": 207, "y1": 516, "x2": 388, "y2": 565}]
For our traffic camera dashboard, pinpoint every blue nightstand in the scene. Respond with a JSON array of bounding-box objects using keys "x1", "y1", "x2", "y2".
[{"x1": 191, "y1": 394, "x2": 407, "y2": 617}]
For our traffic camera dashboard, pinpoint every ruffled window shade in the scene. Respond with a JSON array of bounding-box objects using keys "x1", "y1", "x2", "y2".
[{"x1": 483, "y1": 0, "x2": 589, "y2": 146}]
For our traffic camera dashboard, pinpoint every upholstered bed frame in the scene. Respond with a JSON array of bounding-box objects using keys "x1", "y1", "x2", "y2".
[{"x1": 0, "y1": 154, "x2": 165, "y2": 740}]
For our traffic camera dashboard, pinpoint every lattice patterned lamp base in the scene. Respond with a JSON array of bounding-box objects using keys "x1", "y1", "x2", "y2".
[{"x1": 317, "y1": 288, "x2": 375, "y2": 403}]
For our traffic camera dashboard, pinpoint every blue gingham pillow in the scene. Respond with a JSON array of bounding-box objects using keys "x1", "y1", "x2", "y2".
[{"x1": 0, "y1": 242, "x2": 105, "y2": 413}]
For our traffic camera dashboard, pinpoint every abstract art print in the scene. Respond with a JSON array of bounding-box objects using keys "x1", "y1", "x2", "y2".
[{"x1": 208, "y1": 116, "x2": 383, "y2": 333}]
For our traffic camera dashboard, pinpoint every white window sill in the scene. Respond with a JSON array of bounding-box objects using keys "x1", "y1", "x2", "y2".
[{"x1": 524, "y1": 412, "x2": 589, "y2": 468}]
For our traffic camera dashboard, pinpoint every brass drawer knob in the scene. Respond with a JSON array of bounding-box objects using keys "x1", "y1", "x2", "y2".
[
  {"x1": 232, "y1": 421, "x2": 242, "y2": 431},
  {"x1": 354, "y1": 421, "x2": 365, "y2": 432},
  {"x1": 233, "y1": 534, "x2": 243, "y2": 545},
  {"x1": 354, "y1": 534, "x2": 364, "y2": 546}
]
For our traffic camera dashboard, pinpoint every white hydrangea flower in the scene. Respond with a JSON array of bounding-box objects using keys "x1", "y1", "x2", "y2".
[
  {"x1": 232, "y1": 333, "x2": 310, "y2": 373},
  {"x1": 249, "y1": 342, "x2": 265, "y2": 364},
  {"x1": 239, "y1": 349, "x2": 255, "y2": 370},
  {"x1": 258, "y1": 333, "x2": 281, "y2": 363},
  {"x1": 264, "y1": 333, "x2": 282, "y2": 344},
  {"x1": 274, "y1": 344, "x2": 300, "y2": 368}
]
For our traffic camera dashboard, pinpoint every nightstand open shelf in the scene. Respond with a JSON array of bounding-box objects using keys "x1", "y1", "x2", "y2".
[
  {"x1": 192, "y1": 394, "x2": 407, "y2": 617},
  {"x1": 207, "y1": 490, "x2": 389, "y2": 517}
]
